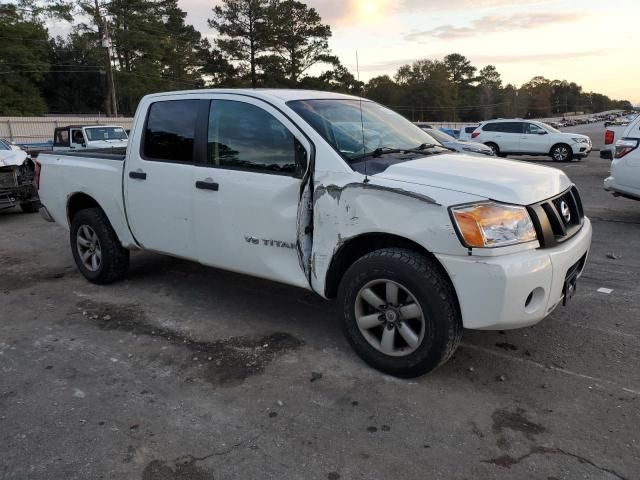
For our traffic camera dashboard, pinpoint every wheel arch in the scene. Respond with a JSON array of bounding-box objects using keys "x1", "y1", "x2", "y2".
[
  {"x1": 67, "y1": 192, "x2": 104, "y2": 225},
  {"x1": 324, "y1": 232, "x2": 457, "y2": 304}
]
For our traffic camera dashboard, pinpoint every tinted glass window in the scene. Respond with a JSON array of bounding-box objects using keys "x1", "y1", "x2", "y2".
[
  {"x1": 144, "y1": 100, "x2": 199, "y2": 162},
  {"x1": 207, "y1": 100, "x2": 297, "y2": 175},
  {"x1": 465, "y1": 126, "x2": 477, "y2": 133},
  {"x1": 502, "y1": 122, "x2": 523, "y2": 133},
  {"x1": 54, "y1": 129, "x2": 69, "y2": 147},
  {"x1": 482, "y1": 123, "x2": 497, "y2": 132}
]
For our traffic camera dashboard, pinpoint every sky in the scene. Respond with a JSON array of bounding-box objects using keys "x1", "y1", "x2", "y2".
[{"x1": 179, "y1": 0, "x2": 640, "y2": 104}]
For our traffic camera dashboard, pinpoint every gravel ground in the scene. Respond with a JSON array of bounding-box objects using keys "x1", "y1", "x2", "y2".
[{"x1": 1, "y1": 122, "x2": 639, "y2": 479}]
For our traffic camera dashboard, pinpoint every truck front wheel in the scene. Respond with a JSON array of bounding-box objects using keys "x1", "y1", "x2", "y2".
[
  {"x1": 337, "y1": 248, "x2": 462, "y2": 377},
  {"x1": 70, "y1": 208, "x2": 129, "y2": 284}
]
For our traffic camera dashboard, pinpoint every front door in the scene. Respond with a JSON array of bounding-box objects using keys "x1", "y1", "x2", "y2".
[
  {"x1": 520, "y1": 122, "x2": 552, "y2": 154},
  {"x1": 125, "y1": 98, "x2": 209, "y2": 260},
  {"x1": 70, "y1": 129, "x2": 85, "y2": 149},
  {"x1": 192, "y1": 96, "x2": 311, "y2": 288}
]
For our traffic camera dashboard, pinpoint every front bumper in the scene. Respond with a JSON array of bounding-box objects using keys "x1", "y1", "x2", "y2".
[
  {"x1": 435, "y1": 217, "x2": 592, "y2": 330},
  {"x1": 604, "y1": 176, "x2": 640, "y2": 201},
  {"x1": 572, "y1": 143, "x2": 592, "y2": 158}
]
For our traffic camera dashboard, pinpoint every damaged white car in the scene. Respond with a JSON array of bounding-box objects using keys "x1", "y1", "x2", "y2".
[
  {"x1": 0, "y1": 138, "x2": 39, "y2": 212},
  {"x1": 36, "y1": 90, "x2": 592, "y2": 377}
]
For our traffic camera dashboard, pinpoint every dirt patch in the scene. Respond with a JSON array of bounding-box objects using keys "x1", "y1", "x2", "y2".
[
  {"x1": 492, "y1": 407, "x2": 546, "y2": 441},
  {"x1": 76, "y1": 299, "x2": 303, "y2": 387},
  {"x1": 0, "y1": 255, "x2": 72, "y2": 291},
  {"x1": 142, "y1": 459, "x2": 213, "y2": 480}
]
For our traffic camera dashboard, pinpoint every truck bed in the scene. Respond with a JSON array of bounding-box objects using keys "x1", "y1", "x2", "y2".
[{"x1": 45, "y1": 148, "x2": 127, "y2": 161}]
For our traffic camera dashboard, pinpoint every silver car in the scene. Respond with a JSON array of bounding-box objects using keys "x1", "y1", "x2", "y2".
[{"x1": 420, "y1": 128, "x2": 496, "y2": 157}]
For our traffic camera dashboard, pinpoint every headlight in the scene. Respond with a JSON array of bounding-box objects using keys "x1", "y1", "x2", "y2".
[
  {"x1": 450, "y1": 203, "x2": 537, "y2": 248},
  {"x1": 572, "y1": 137, "x2": 589, "y2": 144}
]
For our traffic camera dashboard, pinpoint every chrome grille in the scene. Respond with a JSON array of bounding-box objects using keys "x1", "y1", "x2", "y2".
[{"x1": 528, "y1": 186, "x2": 585, "y2": 248}]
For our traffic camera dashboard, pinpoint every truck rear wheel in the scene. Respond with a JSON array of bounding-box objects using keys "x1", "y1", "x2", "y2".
[
  {"x1": 19, "y1": 200, "x2": 40, "y2": 213},
  {"x1": 70, "y1": 208, "x2": 129, "y2": 284},
  {"x1": 337, "y1": 248, "x2": 462, "y2": 378}
]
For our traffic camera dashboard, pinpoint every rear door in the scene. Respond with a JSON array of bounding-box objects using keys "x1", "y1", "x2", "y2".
[
  {"x1": 124, "y1": 97, "x2": 209, "y2": 259},
  {"x1": 496, "y1": 122, "x2": 524, "y2": 152},
  {"x1": 192, "y1": 95, "x2": 311, "y2": 288}
]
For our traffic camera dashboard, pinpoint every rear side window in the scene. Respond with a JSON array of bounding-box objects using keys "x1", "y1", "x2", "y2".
[
  {"x1": 143, "y1": 100, "x2": 200, "y2": 162},
  {"x1": 484, "y1": 122, "x2": 522, "y2": 133},
  {"x1": 207, "y1": 100, "x2": 297, "y2": 175},
  {"x1": 465, "y1": 126, "x2": 476, "y2": 133},
  {"x1": 54, "y1": 129, "x2": 69, "y2": 147}
]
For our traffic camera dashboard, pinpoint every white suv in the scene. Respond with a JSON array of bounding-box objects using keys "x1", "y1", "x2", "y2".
[
  {"x1": 604, "y1": 115, "x2": 640, "y2": 200},
  {"x1": 471, "y1": 119, "x2": 592, "y2": 161}
]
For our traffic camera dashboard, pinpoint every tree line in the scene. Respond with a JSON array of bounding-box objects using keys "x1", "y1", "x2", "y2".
[{"x1": 0, "y1": 0, "x2": 632, "y2": 119}]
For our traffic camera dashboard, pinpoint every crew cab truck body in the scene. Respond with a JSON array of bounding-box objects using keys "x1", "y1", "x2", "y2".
[{"x1": 36, "y1": 89, "x2": 592, "y2": 377}]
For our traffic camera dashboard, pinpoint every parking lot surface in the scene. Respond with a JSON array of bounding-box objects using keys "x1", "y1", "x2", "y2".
[{"x1": 1, "y1": 123, "x2": 639, "y2": 479}]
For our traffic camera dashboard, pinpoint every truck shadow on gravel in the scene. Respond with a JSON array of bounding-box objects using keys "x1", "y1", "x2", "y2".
[{"x1": 76, "y1": 299, "x2": 304, "y2": 388}]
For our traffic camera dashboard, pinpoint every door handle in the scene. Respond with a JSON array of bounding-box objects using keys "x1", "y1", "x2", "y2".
[
  {"x1": 196, "y1": 179, "x2": 219, "y2": 191},
  {"x1": 129, "y1": 170, "x2": 147, "y2": 180}
]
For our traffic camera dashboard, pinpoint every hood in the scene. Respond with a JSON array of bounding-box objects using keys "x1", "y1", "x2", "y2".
[
  {"x1": 0, "y1": 149, "x2": 28, "y2": 167},
  {"x1": 562, "y1": 132, "x2": 590, "y2": 141},
  {"x1": 446, "y1": 140, "x2": 493, "y2": 152},
  {"x1": 375, "y1": 153, "x2": 572, "y2": 205}
]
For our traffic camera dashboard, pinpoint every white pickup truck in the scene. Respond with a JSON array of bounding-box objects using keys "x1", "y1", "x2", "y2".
[{"x1": 36, "y1": 89, "x2": 592, "y2": 377}]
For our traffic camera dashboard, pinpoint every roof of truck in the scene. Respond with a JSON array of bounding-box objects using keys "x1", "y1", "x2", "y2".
[
  {"x1": 55, "y1": 125, "x2": 125, "y2": 130},
  {"x1": 144, "y1": 88, "x2": 363, "y2": 103}
]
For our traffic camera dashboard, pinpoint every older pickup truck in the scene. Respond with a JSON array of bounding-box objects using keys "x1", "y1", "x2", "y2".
[{"x1": 36, "y1": 89, "x2": 592, "y2": 377}]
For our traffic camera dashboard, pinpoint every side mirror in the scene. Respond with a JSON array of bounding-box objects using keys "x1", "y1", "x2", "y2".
[{"x1": 538, "y1": 131, "x2": 548, "y2": 135}]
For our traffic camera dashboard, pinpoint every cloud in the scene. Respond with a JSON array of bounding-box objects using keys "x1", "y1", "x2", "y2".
[
  {"x1": 349, "y1": 50, "x2": 604, "y2": 75},
  {"x1": 305, "y1": 0, "x2": 547, "y2": 25},
  {"x1": 407, "y1": 12, "x2": 586, "y2": 41}
]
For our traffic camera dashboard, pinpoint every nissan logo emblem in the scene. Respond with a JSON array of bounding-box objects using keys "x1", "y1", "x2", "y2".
[{"x1": 560, "y1": 200, "x2": 571, "y2": 223}]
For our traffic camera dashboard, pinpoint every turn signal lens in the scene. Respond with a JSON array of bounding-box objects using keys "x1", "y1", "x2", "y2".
[{"x1": 451, "y1": 203, "x2": 537, "y2": 248}]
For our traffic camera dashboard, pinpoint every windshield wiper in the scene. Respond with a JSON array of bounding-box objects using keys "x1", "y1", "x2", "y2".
[
  {"x1": 403, "y1": 143, "x2": 440, "y2": 153},
  {"x1": 349, "y1": 146, "x2": 404, "y2": 161}
]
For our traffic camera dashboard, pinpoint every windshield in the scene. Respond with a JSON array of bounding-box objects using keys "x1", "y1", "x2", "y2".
[
  {"x1": 287, "y1": 99, "x2": 440, "y2": 160},
  {"x1": 426, "y1": 129, "x2": 455, "y2": 143},
  {"x1": 84, "y1": 127, "x2": 128, "y2": 141}
]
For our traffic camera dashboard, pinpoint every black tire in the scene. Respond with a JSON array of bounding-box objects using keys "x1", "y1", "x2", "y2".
[
  {"x1": 19, "y1": 200, "x2": 40, "y2": 213},
  {"x1": 551, "y1": 143, "x2": 573, "y2": 162},
  {"x1": 337, "y1": 248, "x2": 462, "y2": 378},
  {"x1": 485, "y1": 142, "x2": 506, "y2": 157},
  {"x1": 70, "y1": 208, "x2": 129, "y2": 284}
]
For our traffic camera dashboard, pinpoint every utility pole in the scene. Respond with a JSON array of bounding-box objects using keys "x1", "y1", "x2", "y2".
[
  {"x1": 103, "y1": 22, "x2": 118, "y2": 117},
  {"x1": 94, "y1": 0, "x2": 117, "y2": 116}
]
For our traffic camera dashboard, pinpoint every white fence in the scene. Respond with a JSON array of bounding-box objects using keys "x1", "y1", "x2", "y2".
[{"x1": 0, "y1": 116, "x2": 134, "y2": 145}]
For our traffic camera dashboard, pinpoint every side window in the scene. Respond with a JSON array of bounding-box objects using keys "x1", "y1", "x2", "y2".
[
  {"x1": 524, "y1": 123, "x2": 544, "y2": 134},
  {"x1": 207, "y1": 100, "x2": 299, "y2": 175},
  {"x1": 503, "y1": 122, "x2": 523, "y2": 134},
  {"x1": 482, "y1": 123, "x2": 496, "y2": 132},
  {"x1": 143, "y1": 100, "x2": 200, "y2": 162},
  {"x1": 54, "y1": 129, "x2": 69, "y2": 147},
  {"x1": 71, "y1": 129, "x2": 84, "y2": 144}
]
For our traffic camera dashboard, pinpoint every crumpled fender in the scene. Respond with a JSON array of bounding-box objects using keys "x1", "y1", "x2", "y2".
[{"x1": 0, "y1": 150, "x2": 28, "y2": 168}]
